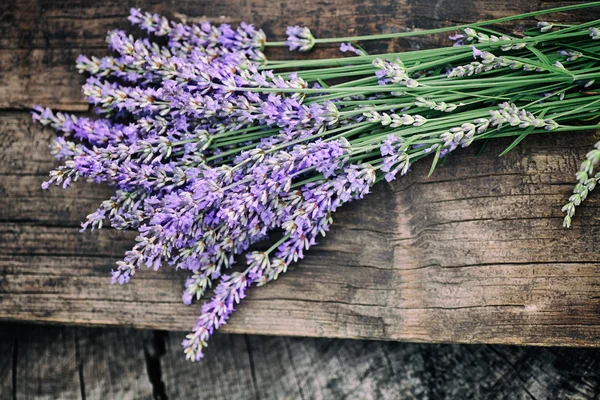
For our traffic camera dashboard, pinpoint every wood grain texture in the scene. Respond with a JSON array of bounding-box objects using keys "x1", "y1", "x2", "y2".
[
  {"x1": 0, "y1": 325, "x2": 16, "y2": 400},
  {"x1": 2, "y1": 323, "x2": 599, "y2": 399},
  {"x1": 1, "y1": 324, "x2": 156, "y2": 400},
  {"x1": 14, "y1": 325, "x2": 81, "y2": 399},
  {"x1": 161, "y1": 333, "x2": 260, "y2": 400},
  {"x1": 1, "y1": 0, "x2": 600, "y2": 346},
  {"x1": 77, "y1": 327, "x2": 155, "y2": 399}
]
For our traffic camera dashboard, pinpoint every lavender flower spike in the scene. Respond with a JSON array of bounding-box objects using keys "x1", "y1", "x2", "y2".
[
  {"x1": 285, "y1": 26, "x2": 315, "y2": 52},
  {"x1": 340, "y1": 42, "x2": 366, "y2": 56}
]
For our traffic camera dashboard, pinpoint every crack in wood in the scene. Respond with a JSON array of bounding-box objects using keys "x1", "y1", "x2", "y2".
[
  {"x1": 74, "y1": 331, "x2": 86, "y2": 400},
  {"x1": 243, "y1": 335, "x2": 260, "y2": 399},
  {"x1": 11, "y1": 329, "x2": 17, "y2": 400},
  {"x1": 144, "y1": 330, "x2": 169, "y2": 400}
]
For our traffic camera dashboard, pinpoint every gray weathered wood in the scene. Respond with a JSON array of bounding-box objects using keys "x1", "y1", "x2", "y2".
[
  {"x1": 2, "y1": 324, "x2": 157, "y2": 400},
  {"x1": 77, "y1": 327, "x2": 155, "y2": 399},
  {"x1": 15, "y1": 325, "x2": 81, "y2": 399},
  {"x1": 0, "y1": 325, "x2": 16, "y2": 399},
  {"x1": 1, "y1": 0, "x2": 600, "y2": 347},
  {"x1": 239, "y1": 337, "x2": 600, "y2": 399},
  {"x1": 4, "y1": 323, "x2": 598, "y2": 399},
  {"x1": 161, "y1": 333, "x2": 259, "y2": 400}
]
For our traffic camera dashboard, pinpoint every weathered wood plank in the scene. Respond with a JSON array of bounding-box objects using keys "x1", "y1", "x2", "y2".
[
  {"x1": 3, "y1": 323, "x2": 599, "y2": 399},
  {"x1": 1, "y1": 112, "x2": 599, "y2": 347},
  {"x1": 241, "y1": 336, "x2": 306, "y2": 399},
  {"x1": 0, "y1": 325, "x2": 16, "y2": 399},
  {"x1": 14, "y1": 325, "x2": 81, "y2": 399},
  {"x1": 77, "y1": 327, "x2": 155, "y2": 399},
  {"x1": 249, "y1": 335, "x2": 593, "y2": 399},
  {"x1": 161, "y1": 333, "x2": 259, "y2": 400},
  {"x1": 2, "y1": 324, "x2": 157, "y2": 400},
  {"x1": 153, "y1": 328, "x2": 600, "y2": 399}
]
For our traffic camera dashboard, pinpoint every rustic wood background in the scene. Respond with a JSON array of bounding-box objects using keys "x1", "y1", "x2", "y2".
[
  {"x1": 1, "y1": 0, "x2": 600, "y2": 351},
  {"x1": 1, "y1": 323, "x2": 599, "y2": 399}
]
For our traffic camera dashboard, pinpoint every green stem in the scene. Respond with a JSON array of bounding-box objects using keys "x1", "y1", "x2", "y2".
[{"x1": 263, "y1": 2, "x2": 600, "y2": 47}]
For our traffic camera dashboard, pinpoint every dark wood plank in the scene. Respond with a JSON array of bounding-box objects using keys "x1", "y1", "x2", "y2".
[
  {"x1": 160, "y1": 333, "x2": 259, "y2": 400},
  {"x1": 1, "y1": 111, "x2": 600, "y2": 346},
  {"x1": 77, "y1": 327, "x2": 155, "y2": 399},
  {"x1": 0, "y1": 325, "x2": 17, "y2": 400},
  {"x1": 241, "y1": 337, "x2": 600, "y2": 399},
  {"x1": 2, "y1": 323, "x2": 599, "y2": 399},
  {"x1": 3, "y1": 324, "x2": 156, "y2": 400},
  {"x1": 14, "y1": 325, "x2": 81, "y2": 399},
  {"x1": 378, "y1": 342, "x2": 600, "y2": 399},
  {"x1": 242, "y1": 336, "x2": 307, "y2": 399}
]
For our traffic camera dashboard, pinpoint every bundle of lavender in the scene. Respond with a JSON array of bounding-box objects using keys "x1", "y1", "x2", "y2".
[{"x1": 33, "y1": 3, "x2": 600, "y2": 361}]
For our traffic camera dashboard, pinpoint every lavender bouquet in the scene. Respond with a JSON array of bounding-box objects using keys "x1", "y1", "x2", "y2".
[{"x1": 33, "y1": 2, "x2": 600, "y2": 361}]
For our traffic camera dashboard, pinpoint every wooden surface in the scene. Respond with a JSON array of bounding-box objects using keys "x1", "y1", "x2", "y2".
[
  {"x1": 1, "y1": 323, "x2": 599, "y2": 400},
  {"x1": 1, "y1": 0, "x2": 600, "y2": 347}
]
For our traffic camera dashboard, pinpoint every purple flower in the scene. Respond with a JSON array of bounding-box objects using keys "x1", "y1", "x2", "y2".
[
  {"x1": 471, "y1": 45, "x2": 484, "y2": 59},
  {"x1": 285, "y1": 26, "x2": 315, "y2": 52},
  {"x1": 32, "y1": 10, "x2": 405, "y2": 363},
  {"x1": 340, "y1": 42, "x2": 366, "y2": 56},
  {"x1": 380, "y1": 135, "x2": 410, "y2": 181},
  {"x1": 449, "y1": 32, "x2": 465, "y2": 46},
  {"x1": 183, "y1": 272, "x2": 251, "y2": 361}
]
